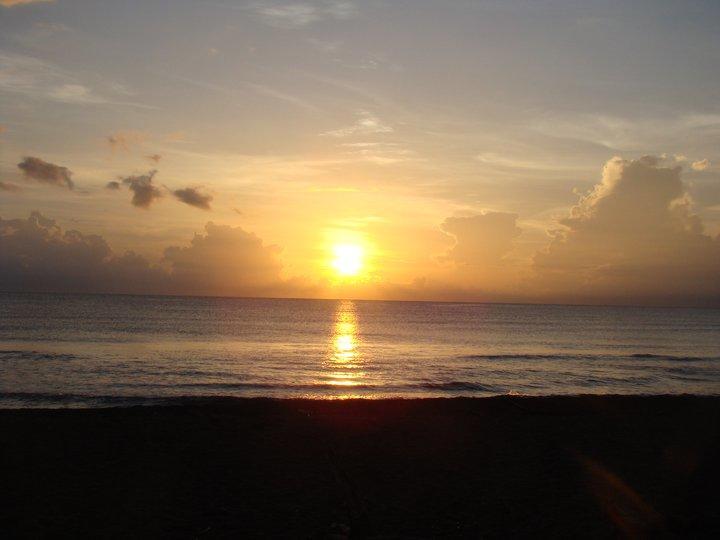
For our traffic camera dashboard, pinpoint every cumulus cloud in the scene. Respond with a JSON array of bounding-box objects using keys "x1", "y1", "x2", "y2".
[
  {"x1": 0, "y1": 212, "x2": 166, "y2": 294},
  {"x1": 439, "y1": 212, "x2": 522, "y2": 291},
  {"x1": 0, "y1": 212, "x2": 307, "y2": 297},
  {"x1": 121, "y1": 170, "x2": 162, "y2": 208},
  {"x1": 173, "y1": 187, "x2": 213, "y2": 210},
  {"x1": 105, "y1": 181, "x2": 121, "y2": 190},
  {"x1": 163, "y1": 222, "x2": 292, "y2": 296},
  {"x1": 691, "y1": 158, "x2": 710, "y2": 171},
  {"x1": 532, "y1": 156, "x2": 720, "y2": 305},
  {"x1": 0, "y1": 181, "x2": 21, "y2": 192},
  {"x1": 0, "y1": 0, "x2": 53, "y2": 7},
  {"x1": 441, "y1": 213, "x2": 521, "y2": 266},
  {"x1": 17, "y1": 156, "x2": 74, "y2": 190}
]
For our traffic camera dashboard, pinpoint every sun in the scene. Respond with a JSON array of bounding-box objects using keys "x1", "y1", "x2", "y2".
[{"x1": 331, "y1": 244, "x2": 364, "y2": 277}]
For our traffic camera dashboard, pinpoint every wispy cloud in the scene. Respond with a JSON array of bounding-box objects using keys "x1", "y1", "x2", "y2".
[
  {"x1": 0, "y1": 181, "x2": 21, "y2": 192},
  {"x1": 250, "y1": 1, "x2": 357, "y2": 28},
  {"x1": 106, "y1": 131, "x2": 146, "y2": 153},
  {"x1": 0, "y1": 51, "x2": 151, "y2": 107},
  {"x1": 340, "y1": 141, "x2": 415, "y2": 165},
  {"x1": 0, "y1": 0, "x2": 53, "y2": 7},
  {"x1": 168, "y1": 72, "x2": 317, "y2": 112},
  {"x1": 48, "y1": 83, "x2": 105, "y2": 104},
  {"x1": 323, "y1": 110, "x2": 393, "y2": 137}
]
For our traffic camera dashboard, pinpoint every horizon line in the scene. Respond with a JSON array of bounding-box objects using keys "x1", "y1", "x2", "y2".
[{"x1": 2, "y1": 289, "x2": 718, "y2": 311}]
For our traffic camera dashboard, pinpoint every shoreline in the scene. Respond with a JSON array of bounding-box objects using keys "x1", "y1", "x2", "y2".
[
  {"x1": 3, "y1": 395, "x2": 719, "y2": 537},
  {"x1": 2, "y1": 392, "x2": 720, "y2": 410}
]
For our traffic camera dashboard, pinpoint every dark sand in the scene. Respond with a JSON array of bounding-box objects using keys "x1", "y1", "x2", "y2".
[{"x1": 2, "y1": 396, "x2": 719, "y2": 538}]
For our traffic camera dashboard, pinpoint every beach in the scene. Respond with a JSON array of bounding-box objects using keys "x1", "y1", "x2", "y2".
[{"x1": 2, "y1": 395, "x2": 719, "y2": 538}]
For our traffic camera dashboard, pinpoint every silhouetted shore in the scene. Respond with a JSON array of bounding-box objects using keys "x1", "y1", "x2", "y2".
[{"x1": 2, "y1": 395, "x2": 719, "y2": 538}]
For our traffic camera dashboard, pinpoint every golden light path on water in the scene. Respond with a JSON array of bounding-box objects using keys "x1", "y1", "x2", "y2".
[{"x1": 324, "y1": 300, "x2": 367, "y2": 397}]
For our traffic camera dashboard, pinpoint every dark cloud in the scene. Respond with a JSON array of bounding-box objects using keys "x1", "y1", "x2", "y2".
[
  {"x1": 105, "y1": 181, "x2": 121, "y2": 190},
  {"x1": 0, "y1": 181, "x2": 21, "y2": 192},
  {"x1": 0, "y1": 212, "x2": 308, "y2": 298},
  {"x1": 17, "y1": 156, "x2": 74, "y2": 190},
  {"x1": 0, "y1": 212, "x2": 166, "y2": 294},
  {"x1": 531, "y1": 156, "x2": 720, "y2": 305},
  {"x1": 173, "y1": 187, "x2": 213, "y2": 210},
  {"x1": 121, "y1": 170, "x2": 162, "y2": 208}
]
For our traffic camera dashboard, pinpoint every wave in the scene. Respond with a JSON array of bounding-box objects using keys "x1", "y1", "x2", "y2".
[
  {"x1": 0, "y1": 381, "x2": 497, "y2": 405},
  {"x1": 133, "y1": 381, "x2": 497, "y2": 392},
  {"x1": 459, "y1": 352, "x2": 713, "y2": 362},
  {"x1": 629, "y1": 353, "x2": 706, "y2": 361},
  {"x1": 0, "y1": 350, "x2": 77, "y2": 361},
  {"x1": 0, "y1": 392, "x2": 169, "y2": 407}
]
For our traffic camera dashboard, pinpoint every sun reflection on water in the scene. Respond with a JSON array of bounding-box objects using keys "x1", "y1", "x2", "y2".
[{"x1": 326, "y1": 300, "x2": 365, "y2": 394}]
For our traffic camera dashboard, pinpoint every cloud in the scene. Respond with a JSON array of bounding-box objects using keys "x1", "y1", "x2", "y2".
[
  {"x1": 0, "y1": 212, "x2": 309, "y2": 297},
  {"x1": 121, "y1": 170, "x2": 162, "y2": 208},
  {"x1": 251, "y1": 1, "x2": 357, "y2": 28},
  {"x1": 0, "y1": 212, "x2": 166, "y2": 294},
  {"x1": 439, "y1": 212, "x2": 522, "y2": 290},
  {"x1": 173, "y1": 187, "x2": 213, "y2": 210},
  {"x1": 105, "y1": 181, "x2": 121, "y2": 190},
  {"x1": 441, "y1": 213, "x2": 521, "y2": 266},
  {"x1": 0, "y1": 52, "x2": 149, "y2": 107},
  {"x1": 532, "y1": 156, "x2": 720, "y2": 305},
  {"x1": 106, "y1": 131, "x2": 145, "y2": 152},
  {"x1": 0, "y1": 181, "x2": 21, "y2": 192},
  {"x1": 339, "y1": 141, "x2": 414, "y2": 165},
  {"x1": 691, "y1": 158, "x2": 710, "y2": 171},
  {"x1": 323, "y1": 110, "x2": 393, "y2": 137},
  {"x1": 17, "y1": 156, "x2": 74, "y2": 190},
  {"x1": 48, "y1": 84, "x2": 104, "y2": 104},
  {"x1": 163, "y1": 222, "x2": 293, "y2": 296},
  {"x1": 146, "y1": 153, "x2": 162, "y2": 163},
  {"x1": 0, "y1": 52, "x2": 103, "y2": 104},
  {"x1": 0, "y1": 0, "x2": 53, "y2": 7}
]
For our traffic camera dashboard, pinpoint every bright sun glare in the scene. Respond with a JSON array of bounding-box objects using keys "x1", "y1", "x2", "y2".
[{"x1": 331, "y1": 244, "x2": 364, "y2": 277}]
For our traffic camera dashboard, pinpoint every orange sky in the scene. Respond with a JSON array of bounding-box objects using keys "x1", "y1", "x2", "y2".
[{"x1": 1, "y1": 1, "x2": 719, "y2": 306}]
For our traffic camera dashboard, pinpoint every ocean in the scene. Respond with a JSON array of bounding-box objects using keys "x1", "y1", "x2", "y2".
[{"x1": 1, "y1": 292, "x2": 719, "y2": 407}]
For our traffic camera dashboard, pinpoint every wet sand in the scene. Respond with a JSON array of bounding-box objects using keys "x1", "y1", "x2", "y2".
[{"x1": 2, "y1": 395, "x2": 719, "y2": 538}]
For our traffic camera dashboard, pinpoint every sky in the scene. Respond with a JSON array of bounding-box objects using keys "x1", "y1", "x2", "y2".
[{"x1": 1, "y1": 0, "x2": 719, "y2": 306}]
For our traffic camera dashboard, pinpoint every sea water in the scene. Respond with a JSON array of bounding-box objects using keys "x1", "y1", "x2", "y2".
[{"x1": 1, "y1": 293, "x2": 719, "y2": 407}]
